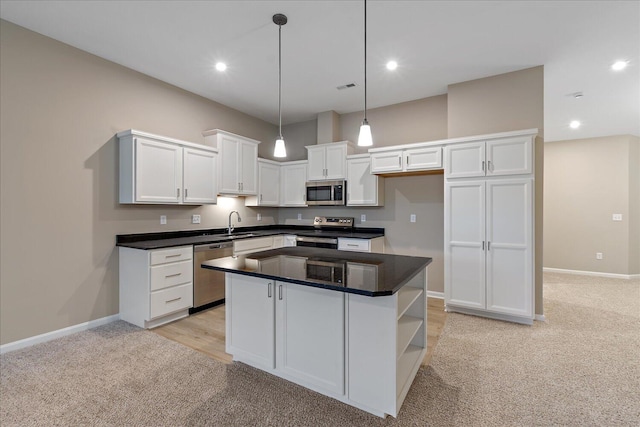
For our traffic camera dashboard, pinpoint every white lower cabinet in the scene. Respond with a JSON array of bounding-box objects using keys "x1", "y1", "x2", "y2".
[
  {"x1": 225, "y1": 275, "x2": 345, "y2": 395},
  {"x1": 233, "y1": 236, "x2": 277, "y2": 256},
  {"x1": 225, "y1": 268, "x2": 427, "y2": 418},
  {"x1": 444, "y1": 178, "x2": 533, "y2": 323},
  {"x1": 119, "y1": 245, "x2": 194, "y2": 328},
  {"x1": 338, "y1": 237, "x2": 385, "y2": 253}
]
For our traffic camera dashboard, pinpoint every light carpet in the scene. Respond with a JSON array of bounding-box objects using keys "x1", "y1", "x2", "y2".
[{"x1": 1, "y1": 273, "x2": 638, "y2": 426}]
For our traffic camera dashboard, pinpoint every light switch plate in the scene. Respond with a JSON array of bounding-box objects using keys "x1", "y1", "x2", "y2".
[
  {"x1": 257, "y1": 213, "x2": 262, "y2": 221},
  {"x1": 297, "y1": 213, "x2": 302, "y2": 220},
  {"x1": 612, "y1": 214, "x2": 622, "y2": 221},
  {"x1": 410, "y1": 214, "x2": 416, "y2": 223},
  {"x1": 361, "y1": 214, "x2": 366, "y2": 222},
  {"x1": 192, "y1": 214, "x2": 201, "y2": 224},
  {"x1": 596, "y1": 252, "x2": 603, "y2": 260},
  {"x1": 160, "y1": 215, "x2": 167, "y2": 225}
]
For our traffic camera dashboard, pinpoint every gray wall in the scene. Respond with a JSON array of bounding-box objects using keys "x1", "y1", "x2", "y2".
[
  {"x1": 0, "y1": 20, "x2": 279, "y2": 344},
  {"x1": 544, "y1": 135, "x2": 640, "y2": 275}
]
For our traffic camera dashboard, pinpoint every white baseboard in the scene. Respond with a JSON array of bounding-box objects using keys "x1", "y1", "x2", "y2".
[
  {"x1": 0, "y1": 314, "x2": 120, "y2": 354},
  {"x1": 426, "y1": 291, "x2": 444, "y2": 299},
  {"x1": 543, "y1": 267, "x2": 639, "y2": 280}
]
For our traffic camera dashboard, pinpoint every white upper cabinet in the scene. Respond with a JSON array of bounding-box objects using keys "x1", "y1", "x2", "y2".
[
  {"x1": 203, "y1": 129, "x2": 260, "y2": 196},
  {"x1": 280, "y1": 161, "x2": 308, "y2": 207},
  {"x1": 444, "y1": 135, "x2": 532, "y2": 179},
  {"x1": 306, "y1": 141, "x2": 354, "y2": 181},
  {"x1": 369, "y1": 145, "x2": 442, "y2": 174},
  {"x1": 245, "y1": 159, "x2": 280, "y2": 206},
  {"x1": 183, "y1": 147, "x2": 218, "y2": 204},
  {"x1": 346, "y1": 154, "x2": 384, "y2": 206},
  {"x1": 118, "y1": 130, "x2": 217, "y2": 205}
]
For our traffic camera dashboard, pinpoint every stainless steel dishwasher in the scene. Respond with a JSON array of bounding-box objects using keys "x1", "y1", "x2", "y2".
[{"x1": 191, "y1": 241, "x2": 233, "y2": 313}]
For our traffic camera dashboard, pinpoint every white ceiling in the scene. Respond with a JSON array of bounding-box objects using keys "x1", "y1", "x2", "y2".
[{"x1": 1, "y1": 1, "x2": 638, "y2": 142}]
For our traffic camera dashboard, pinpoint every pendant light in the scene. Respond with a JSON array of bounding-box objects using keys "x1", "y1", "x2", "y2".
[
  {"x1": 273, "y1": 13, "x2": 288, "y2": 158},
  {"x1": 357, "y1": 0, "x2": 373, "y2": 147}
]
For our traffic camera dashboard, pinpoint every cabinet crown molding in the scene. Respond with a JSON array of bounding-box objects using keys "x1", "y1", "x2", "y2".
[
  {"x1": 368, "y1": 128, "x2": 538, "y2": 153},
  {"x1": 117, "y1": 129, "x2": 217, "y2": 152},
  {"x1": 305, "y1": 140, "x2": 354, "y2": 150},
  {"x1": 201, "y1": 129, "x2": 261, "y2": 145}
]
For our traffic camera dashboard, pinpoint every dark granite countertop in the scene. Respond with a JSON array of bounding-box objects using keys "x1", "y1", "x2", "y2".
[
  {"x1": 116, "y1": 226, "x2": 384, "y2": 250},
  {"x1": 201, "y1": 247, "x2": 431, "y2": 297}
]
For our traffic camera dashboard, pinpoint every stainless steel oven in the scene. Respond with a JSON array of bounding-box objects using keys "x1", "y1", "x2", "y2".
[
  {"x1": 305, "y1": 180, "x2": 346, "y2": 206},
  {"x1": 295, "y1": 236, "x2": 338, "y2": 249}
]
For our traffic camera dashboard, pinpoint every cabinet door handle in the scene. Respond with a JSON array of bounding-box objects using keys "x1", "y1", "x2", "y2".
[
  {"x1": 238, "y1": 182, "x2": 240, "y2": 191},
  {"x1": 184, "y1": 188, "x2": 188, "y2": 198},
  {"x1": 165, "y1": 273, "x2": 182, "y2": 278},
  {"x1": 482, "y1": 160, "x2": 485, "y2": 172},
  {"x1": 407, "y1": 155, "x2": 409, "y2": 166},
  {"x1": 177, "y1": 188, "x2": 180, "y2": 198},
  {"x1": 487, "y1": 241, "x2": 491, "y2": 251},
  {"x1": 278, "y1": 284, "x2": 283, "y2": 300},
  {"x1": 165, "y1": 254, "x2": 181, "y2": 258},
  {"x1": 165, "y1": 297, "x2": 182, "y2": 304},
  {"x1": 260, "y1": 194, "x2": 263, "y2": 202},
  {"x1": 303, "y1": 194, "x2": 306, "y2": 201},
  {"x1": 488, "y1": 160, "x2": 492, "y2": 172},
  {"x1": 398, "y1": 157, "x2": 401, "y2": 167},
  {"x1": 347, "y1": 244, "x2": 358, "y2": 247},
  {"x1": 482, "y1": 241, "x2": 485, "y2": 250},
  {"x1": 268, "y1": 283, "x2": 272, "y2": 298}
]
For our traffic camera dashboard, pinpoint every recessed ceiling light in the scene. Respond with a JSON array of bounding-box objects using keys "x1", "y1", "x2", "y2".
[
  {"x1": 386, "y1": 61, "x2": 398, "y2": 71},
  {"x1": 611, "y1": 60, "x2": 629, "y2": 71},
  {"x1": 215, "y1": 62, "x2": 227, "y2": 72},
  {"x1": 569, "y1": 120, "x2": 581, "y2": 129}
]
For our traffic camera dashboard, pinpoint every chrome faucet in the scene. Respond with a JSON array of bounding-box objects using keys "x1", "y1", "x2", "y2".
[{"x1": 228, "y1": 210, "x2": 241, "y2": 234}]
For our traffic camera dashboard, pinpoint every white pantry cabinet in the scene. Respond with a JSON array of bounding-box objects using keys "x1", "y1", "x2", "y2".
[
  {"x1": 203, "y1": 129, "x2": 260, "y2": 196},
  {"x1": 245, "y1": 159, "x2": 280, "y2": 206},
  {"x1": 119, "y1": 245, "x2": 194, "y2": 328},
  {"x1": 444, "y1": 135, "x2": 532, "y2": 179},
  {"x1": 369, "y1": 145, "x2": 442, "y2": 175},
  {"x1": 280, "y1": 161, "x2": 308, "y2": 206},
  {"x1": 226, "y1": 275, "x2": 345, "y2": 394},
  {"x1": 118, "y1": 130, "x2": 218, "y2": 205},
  {"x1": 346, "y1": 154, "x2": 384, "y2": 206},
  {"x1": 306, "y1": 141, "x2": 354, "y2": 181},
  {"x1": 444, "y1": 178, "x2": 533, "y2": 323}
]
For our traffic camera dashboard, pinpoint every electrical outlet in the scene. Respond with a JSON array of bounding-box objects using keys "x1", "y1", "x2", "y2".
[
  {"x1": 160, "y1": 215, "x2": 167, "y2": 225},
  {"x1": 410, "y1": 214, "x2": 416, "y2": 223},
  {"x1": 257, "y1": 213, "x2": 262, "y2": 221},
  {"x1": 297, "y1": 213, "x2": 302, "y2": 220},
  {"x1": 612, "y1": 214, "x2": 622, "y2": 221},
  {"x1": 191, "y1": 214, "x2": 201, "y2": 224},
  {"x1": 596, "y1": 252, "x2": 603, "y2": 260},
  {"x1": 361, "y1": 214, "x2": 366, "y2": 222}
]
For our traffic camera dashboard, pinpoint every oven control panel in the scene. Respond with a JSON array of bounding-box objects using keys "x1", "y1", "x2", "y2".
[{"x1": 313, "y1": 216, "x2": 354, "y2": 227}]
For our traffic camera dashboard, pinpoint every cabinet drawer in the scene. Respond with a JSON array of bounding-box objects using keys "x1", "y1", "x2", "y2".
[
  {"x1": 149, "y1": 283, "x2": 193, "y2": 319},
  {"x1": 150, "y1": 260, "x2": 193, "y2": 291},
  {"x1": 234, "y1": 237, "x2": 273, "y2": 254},
  {"x1": 150, "y1": 246, "x2": 193, "y2": 265},
  {"x1": 338, "y1": 238, "x2": 370, "y2": 252}
]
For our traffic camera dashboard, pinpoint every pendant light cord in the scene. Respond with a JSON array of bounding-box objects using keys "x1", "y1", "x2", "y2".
[
  {"x1": 278, "y1": 22, "x2": 283, "y2": 139},
  {"x1": 363, "y1": 0, "x2": 367, "y2": 122}
]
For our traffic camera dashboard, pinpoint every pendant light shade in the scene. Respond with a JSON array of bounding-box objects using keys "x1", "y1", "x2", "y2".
[
  {"x1": 274, "y1": 138, "x2": 287, "y2": 157},
  {"x1": 273, "y1": 13, "x2": 287, "y2": 158},
  {"x1": 358, "y1": 119, "x2": 373, "y2": 147},
  {"x1": 357, "y1": 0, "x2": 372, "y2": 147}
]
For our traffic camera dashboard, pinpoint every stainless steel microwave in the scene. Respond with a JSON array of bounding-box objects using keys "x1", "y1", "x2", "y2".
[{"x1": 305, "y1": 180, "x2": 346, "y2": 206}]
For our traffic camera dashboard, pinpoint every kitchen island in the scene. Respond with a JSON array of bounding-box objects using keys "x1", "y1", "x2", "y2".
[{"x1": 202, "y1": 247, "x2": 432, "y2": 418}]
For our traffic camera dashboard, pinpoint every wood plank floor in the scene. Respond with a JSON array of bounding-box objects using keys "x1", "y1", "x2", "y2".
[{"x1": 153, "y1": 297, "x2": 447, "y2": 366}]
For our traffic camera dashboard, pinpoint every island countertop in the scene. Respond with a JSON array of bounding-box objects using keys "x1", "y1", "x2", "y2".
[{"x1": 201, "y1": 247, "x2": 431, "y2": 296}]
